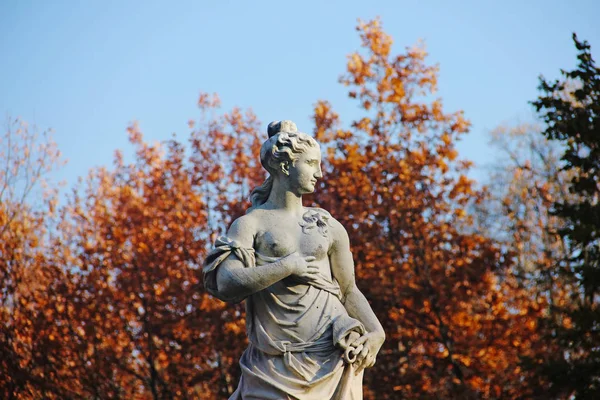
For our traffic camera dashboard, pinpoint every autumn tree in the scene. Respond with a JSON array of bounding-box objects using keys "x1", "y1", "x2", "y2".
[
  {"x1": 310, "y1": 19, "x2": 544, "y2": 398},
  {"x1": 0, "y1": 117, "x2": 72, "y2": 399},
  {"x1": 482, "y1": 123, "x2": 577, "y2": 303},
  {"x1": 51, "y1": 101, "x2": 263, "y2": 399},
  {"x1": 475, "y1": 122, "x2": 582, "y2": 395},
  {"x1": 530, "y1": 34, "x2": 600, "y2": 399}
]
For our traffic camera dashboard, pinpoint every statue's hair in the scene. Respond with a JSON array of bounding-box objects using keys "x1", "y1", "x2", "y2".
[{"x1": 249, "y1": 120, "x2": 318, "y2": 209}]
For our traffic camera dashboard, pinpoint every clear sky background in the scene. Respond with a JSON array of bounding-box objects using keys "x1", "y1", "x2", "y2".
[{"x1": 1, "y1": 0, "x2": 599, "y2": 189}]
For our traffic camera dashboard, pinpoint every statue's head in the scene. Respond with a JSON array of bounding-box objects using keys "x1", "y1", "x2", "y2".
[{"x1": 250, "y1": 120, "x2": 322, "y2": 207}]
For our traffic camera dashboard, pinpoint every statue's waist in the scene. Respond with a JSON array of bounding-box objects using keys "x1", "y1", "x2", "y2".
[{"x1": 250, "y1": 322, "x2": 337, "y2": 356}]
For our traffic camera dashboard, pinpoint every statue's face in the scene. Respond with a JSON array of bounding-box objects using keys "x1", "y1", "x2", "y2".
[{"x1": 288, "y1": 146, "x2": 322, "y2": 195}]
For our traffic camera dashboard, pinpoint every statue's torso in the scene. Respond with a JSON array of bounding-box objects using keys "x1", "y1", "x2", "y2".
[{"x1": 246, "y1": 207, "x2": 344, "y2": 343}]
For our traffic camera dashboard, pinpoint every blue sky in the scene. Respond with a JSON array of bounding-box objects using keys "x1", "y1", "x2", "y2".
[{"x1": 1, "y1": 0, "x2": 598, "y2": 188}]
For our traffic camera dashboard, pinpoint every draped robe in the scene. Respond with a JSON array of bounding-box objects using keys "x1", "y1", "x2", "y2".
[{"x1": 204, "y1": 236, "x2": 365, "y2": 400}]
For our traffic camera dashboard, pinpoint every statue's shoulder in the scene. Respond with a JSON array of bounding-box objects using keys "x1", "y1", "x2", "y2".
[{"x1": 227, "y1": 213, "x2": 259, "y2": 243}]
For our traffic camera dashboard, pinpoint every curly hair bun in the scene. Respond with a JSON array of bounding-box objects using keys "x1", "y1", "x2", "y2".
[{"x1": 267, "y1": 120, "x2": 297, "y2": 138}]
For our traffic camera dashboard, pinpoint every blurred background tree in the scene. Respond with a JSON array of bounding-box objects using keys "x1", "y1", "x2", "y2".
[
  {"x1": 0, "y1": 118, "x2": 70, "y2": 399},
  {"x1": 310, "y1": 19, "x2": 544, "y2": 399}
]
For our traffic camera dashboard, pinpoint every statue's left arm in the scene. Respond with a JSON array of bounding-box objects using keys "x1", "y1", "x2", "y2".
[{"x1": 329, "y1": 217, "x2": 385, "y2": 373}]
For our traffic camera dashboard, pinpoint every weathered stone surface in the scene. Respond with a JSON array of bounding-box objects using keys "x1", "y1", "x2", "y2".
[{"x1": 203, "y1": 121, "x2": 385, "y2": 399}]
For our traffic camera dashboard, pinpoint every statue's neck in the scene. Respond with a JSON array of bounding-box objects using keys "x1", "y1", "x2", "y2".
[{"x1": 266, "y1": 180, "x2": 304, "y2": 215}]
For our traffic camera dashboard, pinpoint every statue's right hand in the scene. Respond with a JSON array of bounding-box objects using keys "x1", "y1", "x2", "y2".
[{"x1": 282, "y1": 252, "x2": 319, "y2": 278}]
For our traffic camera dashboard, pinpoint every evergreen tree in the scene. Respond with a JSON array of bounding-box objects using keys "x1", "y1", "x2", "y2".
[{"x1": 532, "y1": 34, "x2": 600, "y2": 398}]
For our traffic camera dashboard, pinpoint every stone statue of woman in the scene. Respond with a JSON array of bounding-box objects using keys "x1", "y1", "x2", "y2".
[{"x1": 203, "y1": 120, "x2": 385, "y2": 399}]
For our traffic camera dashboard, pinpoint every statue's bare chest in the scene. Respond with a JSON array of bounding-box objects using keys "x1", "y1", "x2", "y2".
[{"x1": 254, "y1": 219, "x2": 330, "y2": 260}]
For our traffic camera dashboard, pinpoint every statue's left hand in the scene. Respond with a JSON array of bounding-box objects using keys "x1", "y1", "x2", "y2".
[{"x1": 349, "y1": 331, "x2": 385, "y2": 374}]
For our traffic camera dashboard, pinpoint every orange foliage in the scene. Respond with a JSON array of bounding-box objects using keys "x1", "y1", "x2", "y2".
[
  {"x1": 49, "y1": 106, "x2": 263, "y2": 398},
  {"x1": 1, "y1": 20, "x2": 553, "y2": 399},
  {"x1": 310, "y1": 19, "x2": 546, "y2": 399},
  {"x1": 0, "y1": 118, "x2": 70, "y2": 399}
]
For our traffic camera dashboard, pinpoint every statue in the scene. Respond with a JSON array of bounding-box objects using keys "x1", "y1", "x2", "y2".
[{"x1": 203, "y1": 120, "x2": 385, "y2": 399}]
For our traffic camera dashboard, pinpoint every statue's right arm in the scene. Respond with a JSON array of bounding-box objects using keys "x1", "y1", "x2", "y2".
[{"x1": 215, "y1": 216, "x2": 311, "y2": 301}]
